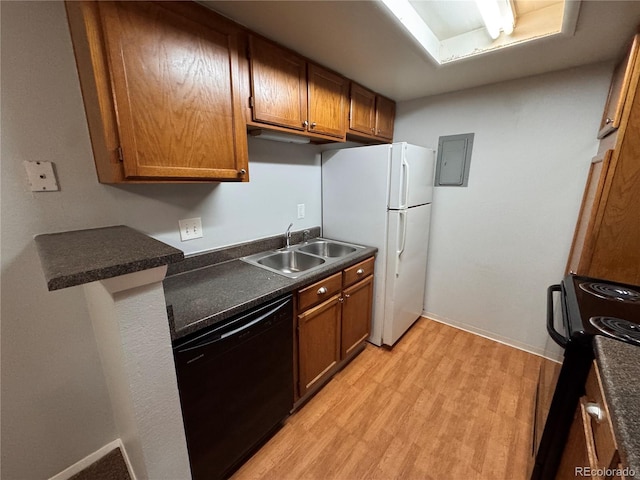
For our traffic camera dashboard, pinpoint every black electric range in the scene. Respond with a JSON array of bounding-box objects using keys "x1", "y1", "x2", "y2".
[
  {"x1": 531, "y1": 274, "x2": 640, "y2": 479},
  {"x1": 562, "y1": 275, "x2": 640, "y2": 343}
]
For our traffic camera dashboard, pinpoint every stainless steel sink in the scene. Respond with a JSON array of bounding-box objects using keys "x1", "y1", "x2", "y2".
[
  {"x1": 297, "y1": 241, "x2": 356, "y2": 258},
  {"x1": 241, "y1": 237, "x2": 365, "y2": 278},
  {"x1": 256, "y1": 250, "x2": 325, "y2": 274}
]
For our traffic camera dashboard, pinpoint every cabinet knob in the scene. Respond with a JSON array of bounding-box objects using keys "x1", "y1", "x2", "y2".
[
  {"x1": 302, "y1": 120, "x2": 309, "y2": 127},
  {"x1": 310, "y1": 122, "x2": 317, "y2": 129},
  {"x1": 317, "y1": 287, "x2": 327, "y2": 295},
  {"x1": 338, "y1": 296, "x2": 344, "y2": 303},
  {"x1": 356, "y1": 268, "x2": 365, "y2": 275},
  {"x1": 605, "y1": 117, "x2": 613, "y2": 125},
  {"x1": 344, "y1": 294, "x2": 350, "y2": 299},
  {"x1": 585, "y1": 402, "x2": 604, "y2": 422},
  {"x1": 238, "y1": 169, "x2": 247, "y2": 175}
]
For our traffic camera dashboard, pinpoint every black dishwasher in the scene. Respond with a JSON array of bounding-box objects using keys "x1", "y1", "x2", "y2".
[{"x1": 173, "y1": 294, "x2": 293, "y2": 480}]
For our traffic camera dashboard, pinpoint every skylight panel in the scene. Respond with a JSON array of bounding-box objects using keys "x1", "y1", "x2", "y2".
[{"x1": 379, "y1": 0, "x2": 580, "y2": 65}]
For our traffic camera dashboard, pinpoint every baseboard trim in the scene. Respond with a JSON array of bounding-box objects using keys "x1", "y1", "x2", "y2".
[
  {"x1": 48, "y1": 439, "x2": 137, "y2": 480},
  {"x1": 422, "y1": 312, "x2": 562, "y2": 362}
]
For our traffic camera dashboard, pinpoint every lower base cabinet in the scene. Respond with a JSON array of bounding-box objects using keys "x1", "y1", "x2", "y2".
[
  {"x1": 557, "y1": 362, "x2": 621, "y2": 479},
  {"x1": 341, "y1": 275, "x2": 373, "y2": 358},
  {"x1": 298, "y1": 294, "x2": 342, "y2": 396},
  {"x1": 295, "y1": 257, "x2": 374, "y2": 402}
]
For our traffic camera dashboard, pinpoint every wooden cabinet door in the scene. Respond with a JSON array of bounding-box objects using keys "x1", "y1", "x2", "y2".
[
  {"x1": 307, "y1": 64, "x2": 347, "y2": 139},
  {"x1": 598, "y1": 34, "x2": 639, "y2": 139},
  {"x1": 566, "y1": 151, "x2": 612, "y2": 275},
  {"x1": 556, "y1": 401, "x2": 589, "y2": 479},
  {"x1": 341, "y1": 275, "x2": 373, "y2": 359},
  {"x1": 349, "y1": 83, "x2": 376, "y2": 136},
  {"x1": 558, "y1": 364, "x2": 620, "y2": 479},
  {"x1": 375, "y1": 95, "x2": 396, "y2": 140},
  {"x1": 249, "y1": 36, "x2": 307, "y2": 131},
  {"x1": 297, "y1": 294, "x2": 341, "y2": 396},
  {"x1": 99, "y1": 2, "x2": 248, "y2": 180}
]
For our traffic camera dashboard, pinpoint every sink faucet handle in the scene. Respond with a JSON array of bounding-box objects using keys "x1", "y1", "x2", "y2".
[{"x1": 302, "y1": 229, "x2": 310, "y2": 242}]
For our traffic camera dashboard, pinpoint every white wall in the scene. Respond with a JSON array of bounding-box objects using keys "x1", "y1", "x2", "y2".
[
  {"x1": 0, "y1": 2, "x2": 321, "y2": 478},
  {"x1": 394, "y1": 63, "x2": 612, "y2": 357}
]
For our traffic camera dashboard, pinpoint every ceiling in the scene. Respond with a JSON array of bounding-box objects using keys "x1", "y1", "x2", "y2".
[{"x1": 201, "y1": 1, "x2": 640, "y2": 102}]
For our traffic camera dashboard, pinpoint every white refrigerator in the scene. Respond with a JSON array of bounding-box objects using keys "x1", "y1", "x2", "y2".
[{"x1": 321, "y1": 142, "x2": 435, "y2": 347}]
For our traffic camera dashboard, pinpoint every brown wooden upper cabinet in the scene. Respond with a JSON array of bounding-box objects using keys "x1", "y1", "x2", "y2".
[
  {"x1": 248, "y1": 36, "x2": 348, "y2": 141},
  {"x1": 567, "y1": 31, "x2": 640, "y2": 285},
  {"x1": 349, "y1": 83, "x2": 396, "y2": 141},
  {"x1": 598, "y1": 34, "x2": 640, "y2": 139},
  {"x1": 65, "y1": 1, "x2": 249, "y2": 183}
]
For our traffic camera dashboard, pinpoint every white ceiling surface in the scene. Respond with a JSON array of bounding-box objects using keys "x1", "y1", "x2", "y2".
[{"x1": 203, "y1": 0, "x2": 640, "y2": 102}]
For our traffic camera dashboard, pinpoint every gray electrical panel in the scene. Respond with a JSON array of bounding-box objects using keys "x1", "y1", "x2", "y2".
[{"x1": 435, "y1": 133, "x2": 474, "y2": 187}]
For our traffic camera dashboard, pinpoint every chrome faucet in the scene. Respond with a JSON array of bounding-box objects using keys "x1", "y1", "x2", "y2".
[{"x1": 285, "y1": 223, "x2": 293, "y2": 248}]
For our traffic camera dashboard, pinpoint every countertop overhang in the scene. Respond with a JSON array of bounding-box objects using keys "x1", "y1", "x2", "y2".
[{"x1": 34, "y1": 225, "x2": 184, "y2": 291}]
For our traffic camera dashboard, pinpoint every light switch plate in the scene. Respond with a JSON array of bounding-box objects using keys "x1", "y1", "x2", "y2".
[
  {"x1": 179, "y1": 217, "x2": 203, "y2": 241},
  {"x1": 24, "y1": 161, "x2": 59, "y2": 191},
  {"x1": 297, "y1": 203, "x2": 305, "y2": 219}
]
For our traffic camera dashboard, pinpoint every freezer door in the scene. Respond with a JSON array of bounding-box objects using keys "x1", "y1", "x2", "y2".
[
  {"x1": 383, "y1": 204, "x2": 432, "y2": 346},
  {"x1": 389, "y1": 143, "x2": 435, "y2": 209},
  {"x1": 321, "y1": 144, "x2": 391, "y2": 247}
]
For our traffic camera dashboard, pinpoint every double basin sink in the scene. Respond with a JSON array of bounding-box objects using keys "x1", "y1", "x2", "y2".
[{"x1": 241, "y1": 238, "x2": 365, "y2": 278}]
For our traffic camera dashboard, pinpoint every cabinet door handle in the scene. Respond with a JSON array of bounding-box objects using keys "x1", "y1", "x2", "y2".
[
  {"x1": 356, "y1": 268, "x2": 365, "y2": 275},
  {"x1": 317, "y1": 287, "x2": 327, "y2": 295},
  {"x1": 302, "y1": 120, "x2": 309, "y2": 127},
  {"x1": 344, "y1": 294, "x2": 350, "y2": 299},
  {"x1": 585, "y1": 402, "x2": 604, "y2": 422},
  {"x1": 310, "y1": 122, "x2": 317, "y2": 129},
  {"x1": 605, "y1": 117, "x2": 613, "y2": 125},
  {"x1": 238, "y1": 169, "x2": 247, "y2": 175}
]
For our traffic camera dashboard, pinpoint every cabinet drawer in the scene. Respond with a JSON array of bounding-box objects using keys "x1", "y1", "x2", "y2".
[
  {"x1": 298, "y1": 272, "x2": 342, "y2": 311},
  {"x1": 343, "y1": 257, "x2": 374, "y2": 288},
  {"x1": 584, "y1": 362, "x2": 618, "y2": 472}
]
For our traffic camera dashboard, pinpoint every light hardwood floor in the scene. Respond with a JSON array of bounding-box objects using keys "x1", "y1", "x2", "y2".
[{"x1": 232, "y1": 317, "x2": 546, "y2": 480}]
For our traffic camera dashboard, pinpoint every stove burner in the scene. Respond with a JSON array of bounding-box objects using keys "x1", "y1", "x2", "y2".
[
  {"x1": 579, "y1": 282, "x2": 640, "y2": 303},
  {"x1": 589, "y1": 316, "x2": 640, "y2": 345}
]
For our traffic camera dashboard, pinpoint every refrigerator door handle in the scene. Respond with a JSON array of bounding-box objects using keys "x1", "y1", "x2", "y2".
[
  {"x1": 401, "y1": 159, "x2": 410, "y2": 208},
  {"x1": 395, "y1": 211, "x2": 407, "y2": 277}
]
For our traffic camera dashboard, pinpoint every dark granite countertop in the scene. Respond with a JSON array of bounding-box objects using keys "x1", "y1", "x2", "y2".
[
  {"x1": 164, "y1": 244, "x2": 377, "y2": 341},
  {"x1": 35, "y1": 225, "x2": 184, "y2": 291},
  {"x1": 594, "y1": 336, "x2": 640, "y2": 478}
]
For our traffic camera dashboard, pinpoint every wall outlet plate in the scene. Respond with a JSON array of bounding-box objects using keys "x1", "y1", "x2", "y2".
[
  {"x1": 24, "y1": 161, "x2": 59, "y2": 191},
  {"x1": 179, "y1": 217, "x2": 203, "y2": 241}
]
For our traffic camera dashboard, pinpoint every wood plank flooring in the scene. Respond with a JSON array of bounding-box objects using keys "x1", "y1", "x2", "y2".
[{"x1": 232, "y1": 317, "x2": 549, "y2": 480}]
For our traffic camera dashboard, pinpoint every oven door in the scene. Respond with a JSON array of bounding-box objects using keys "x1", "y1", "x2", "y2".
[
  {"x1": 531, "y1": 286, "x2": 565, "y2": 475},
  {"x1": 530, "y1": 284, "x2": 593, "y2": 480}
]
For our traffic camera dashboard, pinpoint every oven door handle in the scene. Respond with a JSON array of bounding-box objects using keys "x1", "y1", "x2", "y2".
[{"x1": 547, "y1": 284, "x2": 568, "y2": 348}]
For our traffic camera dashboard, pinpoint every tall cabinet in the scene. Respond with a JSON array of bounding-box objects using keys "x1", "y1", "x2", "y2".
[{"x1": 567, "y1": 34, "x2": 640, "y2": 286}]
